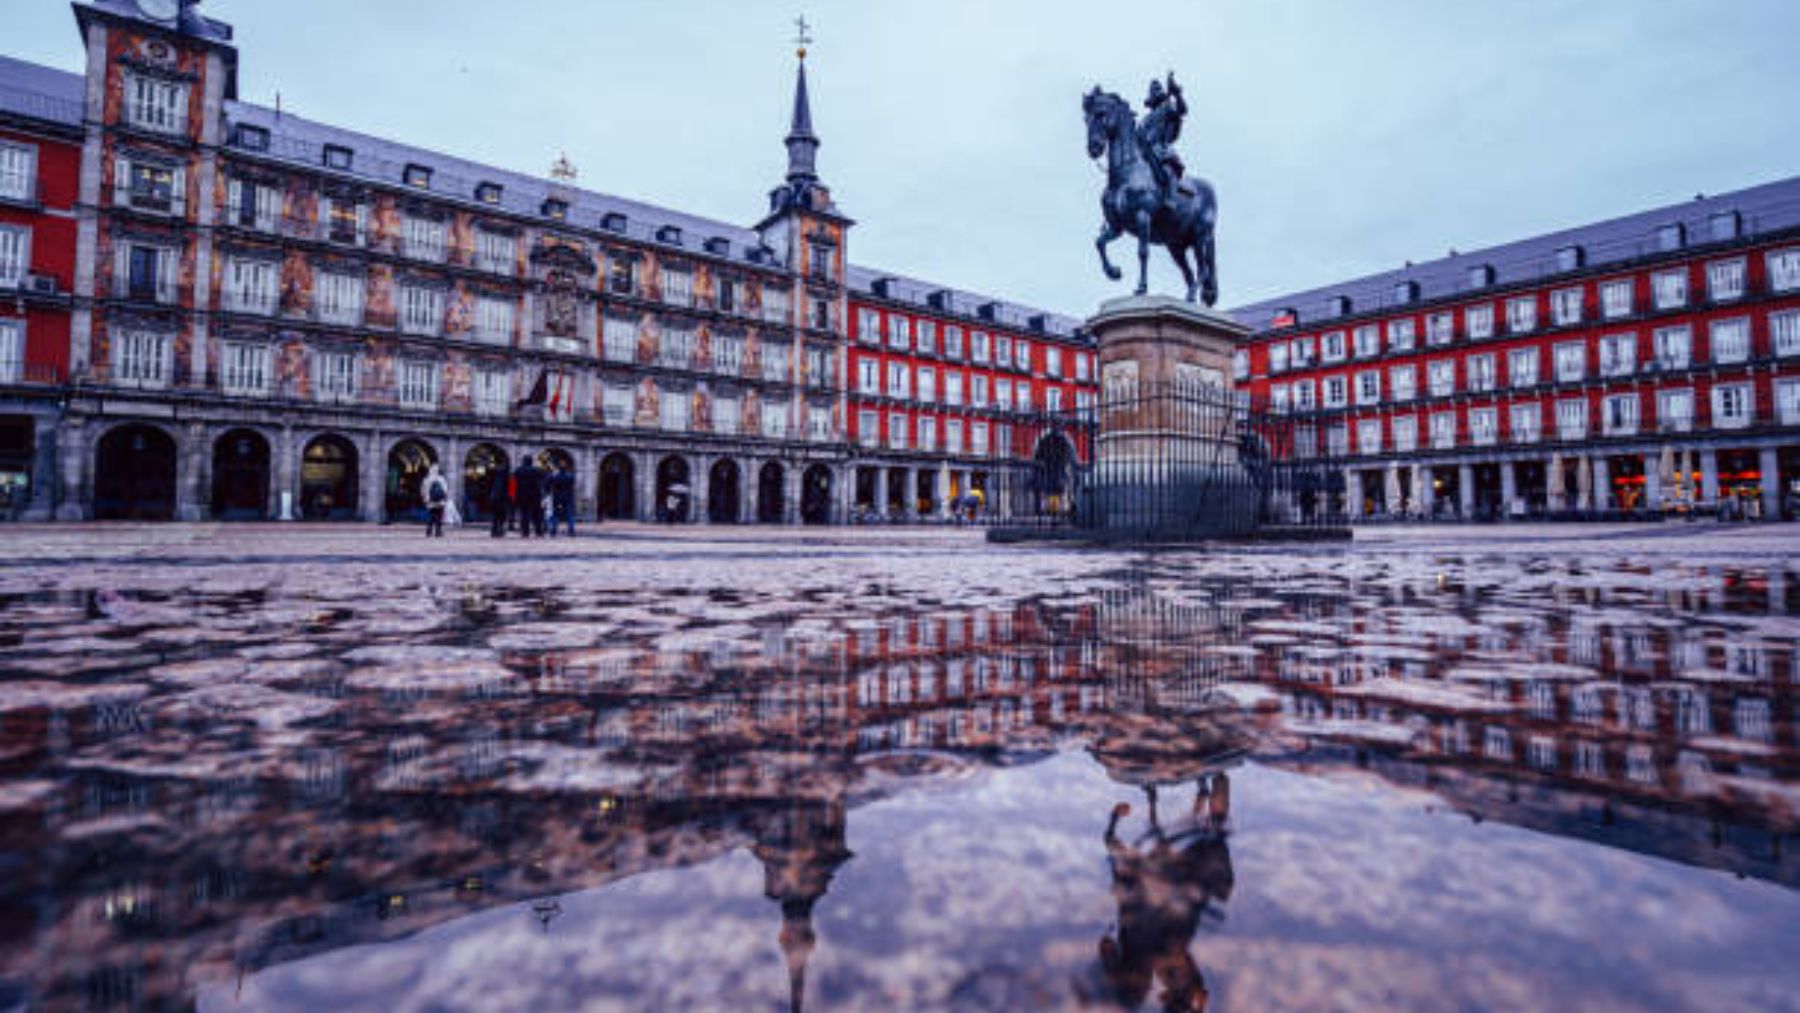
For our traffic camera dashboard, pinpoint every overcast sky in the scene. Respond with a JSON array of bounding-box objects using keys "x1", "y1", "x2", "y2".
[{"x1": 12, "y1": 1, "x2": 1800, "y2": 314}]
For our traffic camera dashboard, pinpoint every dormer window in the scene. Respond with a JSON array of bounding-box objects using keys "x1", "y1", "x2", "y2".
[
  {"x1": 541, "y1": 198, "x2": 568, "y2": 220},
  {"x1": 977, "y1": 301, "x2": 999, "y2": 322},
  {"x1": 1710, "y1": 210, "x2": 1740, "y2": 243},
  {"x1": 322, "y1": 144, "x2": 353, "y2": 171},
  {"x1": 1328, "y1": 294, "x2": 1352, "y2": 317},
  {"x1": 1555, "y1": 244, "x2": 1584, "y2": 272},
  {"x1": 601, "y1": 212, "x2": 627, "y2": 234},
  {"x1": 657, "y1": 225, "x2": 682, "y2": 246},
  {"x1": 1657, "y1": 223, "x2": 1686, "y2": 252},
  {"x1": 1391, "y1": 280, "x2": 1418, "y2": 305},
  {"x1": 1467, "y1": 263, "x2": 1495, "y2": 289},
  {"x1": 402, "y1": 163, "x2": 432, "y2": 189},
  {"x1": 475, "y1": 181, "x2": 503, "y2": 205},
  {"x1": 232, "y1": 124, "x2": 269, "y2": 151},
  {"x1": 704, "y1": 236, "x2": 730, "y2": 257},
  {"x1": 927, "y1": 289, "x2": 952, "y2": 311}
]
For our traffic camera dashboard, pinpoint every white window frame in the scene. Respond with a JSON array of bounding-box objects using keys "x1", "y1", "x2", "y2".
[
  {"x1": 1554, "y1": 341, "x2": 1586, "y2": 383},
  {"x1": 1768, "y1": 248, "x2": 1800, "y2": 293},
  {"x1": 398, "y1": 284, "x2": 444, "y2": 336},
  {"x1": 1709, "y1": 317, "x2": 1749, "y2": 364},
  {"x1": 402, "y1": 215, "x2": 447, "y2": 263},
  {"x1": 222, "y1": 255, "x2": 278, "y2": 316},
  {"x1": 1465, "y1": 304, "x2": 1494, "y2": 340},
  {"x1": 1467, "y1": 353, "x2": 1497, "y2": 393},
  {"x1": 0, "y1": 224, "x2": 28, "y2": 288},
  {"x1": 1652, "y1": 268, "x2": 1687, "y2": 310},
  {"x1": 1321, "y1": 330, "x2": 1346, "y2": 362},
  {"x1": 0, "y1": 141, "x2": 34, "y2": 203},
  {"x1": 887, "y1": 411, "x2": 908, "y2": 449},
  {"x1": 112, "y1": 328, "x2": 172, "y2": 388},
  {"x1": 398, "y1": 359, "x2": 440, "y2": 409},
  {"x1": 602, "y1": 316, "x2": 635, "y2": 363},
  {"x1": 1427, "y1": 359, "x2": 1455, "y2": 398},
  {"x1": 1707, "y1": 257, "x2": 1746, "y2": 302},
  {"x1": 857, "y1": 358, "x2": 879, "y2": 395},
  {"x1": 224, "y1": 176, "x2": 280, "y2": 232},
  {"x1": 123, "y1": 71, "x2": 188, "y2": 135},
  {"x1": 1387, "y1": 317, "x2": 1415, "y2": 352},
  {"x1": 1322, "y1": 374, "x2": 1348, "y2": 409},
  {"x1": 1776, "y1": 378, "x2": 1800, "y2": 425},
  {"x1": 474, "y1": 229, "x2": 516, "y2": 276},
  {"x1": 1268, "y1": 342, "x2": 1290, "y2": 373},
  {"x1": 1507, "y1": 296, "x2": 1538, "y2": 334},
  {"x1": 1654, "y1": 325, "x2": 1691, "y2": 370},
  {"x1": 1391, "y1": 414, "x2": 1417, "y2": 452},
  {"x1": 663, "y1": 268, "x2": 694, "y2": 308},
  {"x1": 1600, "y1": 279, "x2": 1634, "y2": 319},
  {"x1": 1508, "y1": 347, "x2": 1539, "y2": 388},
  {"x1": 887, "y1": 314, "x2": 910, "y2": 350},
  {"x1": 1426, "y1": 312, "x2": 1453, "y2": 346},
  {"x1": 857, "y1": 409, "x2": 879, "y2": 448},
  {"x1": 1355, "y1": 369, "x2": 1381, "y2": 406},
  {"x1": 1556, "y1": 398, "x2": 1587, "y2": 441},
  {"x1": 1550, "y1": 287, "x2": 1583, "y2": 327},
  {"x1": 476, "y1": 369, "x2": 512, "y2": 418},
  {"x1": 1469, "y1": 406, "x2": 1498, "y2": 446},
  {"x1": 1353, "y1": 325, "x2": 1380, "y2": 359},
  {"x1": 1508, "y1": 403, "x2": 1540, "y2": 444},
  {"x1": 1598, "y1": 332, "x2": 1637, "y2": 378},
  {"x1": 474, "y1": 295, "x2": 515, "y2": 345},
  {"x1": 1389, "y1": 364, "x2": 1416, "y2": 402},
  {"x1": 1657, "y1": 387, "x2": 1694, "y2": 433},
  {"x1": 1772, "y1": 309, "x2": 1800, "y2": 358},
  {"x1": 314, "y1": 349, "x2": 359, "y2": 403},
  {"x1": 116, "y1": 240, "x2": 177, "y2": 304},
  {"x1": 1711, "y1": 382, "x2": 1752, "y2": 429},
  {"x1": 314, "y1": 271, "x2": 364, "y2": 326},
  {"x1": 0, "y1": 318, "x2": 21, "y2": 383},
  {"x1": 1602, "y1": 392, "x2": 1639, "y2": 436},
  {"x1": 1430, "y1": 411, "x2": 1456, "y2": 449}
]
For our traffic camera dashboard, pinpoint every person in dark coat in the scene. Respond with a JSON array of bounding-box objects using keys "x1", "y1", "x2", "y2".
[
  {"x1": 549, "y1": 461, "x2": 577, "y2": 537},
  {"x1": 488, "y1": 462, "x2": 512, "y2": 538},
  {"x1": 513, "y1": 458, "x2": 546, "y2": 538}
]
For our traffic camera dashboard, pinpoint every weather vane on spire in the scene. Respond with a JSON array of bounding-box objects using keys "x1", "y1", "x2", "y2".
[{"x1": 793, "y1": 14, "x2": 813, "y2": 59}]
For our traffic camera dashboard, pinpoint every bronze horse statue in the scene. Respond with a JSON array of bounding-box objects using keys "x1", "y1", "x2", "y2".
[{"x1": 1083, "y1": 88, "x2": 1218, "y2": 306}]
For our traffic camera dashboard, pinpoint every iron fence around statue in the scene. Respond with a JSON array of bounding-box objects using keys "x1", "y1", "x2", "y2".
[{"x1": 994, "y1": 382, "x2": 1350, "y2": 539}]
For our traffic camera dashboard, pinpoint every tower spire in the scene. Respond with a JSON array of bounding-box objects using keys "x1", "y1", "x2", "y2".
[{"x1": 784, "y1": 16, "x2": 819, "y2": 184}]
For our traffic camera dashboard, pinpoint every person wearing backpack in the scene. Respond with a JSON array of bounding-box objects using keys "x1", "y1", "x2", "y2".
[{"x1": 422, "y1": 464, "x2": 450, "y2": 538}]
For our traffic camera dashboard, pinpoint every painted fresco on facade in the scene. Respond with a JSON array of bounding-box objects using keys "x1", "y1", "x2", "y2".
[
  {"x1": 274, "y1": 335, "x2": 309, "y2": 399},
  {"x1": 636, "y1": 315, "x2": 660, "y2": 365},
  {"x1": 691, "y1": 386, "x2": 712, "y2": 433},
  {"x1": 371, "y1": 194, "x2": 401, "y2": 254},
  {"x1": 366, "y1": 264, "x2": 395, "y2": 329},
  {"x1": 363, "y1": 342, "x2": 395, "y2": 402},
  {"x1": 443, "y1": 355, "x2": 472, "y2": 411},
  {"x1": 445, "y1": 281, "x2": 474, "y2": 337},
  {"x1": 693, "y1": 324, "x2": 713, "y2": 371},
  {"x1": 282, "y1": 178, "x2": 317, "y2": 239},
  {"x1": 635, "y1": 376, "x2": 660, "y2": 427},
  {"x1": 280, "y1": 250, "x2": 313, "y2": 317},
  {"x1": 448, "y1": 212, "x2": 474, "y2": 267},
  {"x1": 743, "y1": 387, "x2": 763, "y2": 434}
]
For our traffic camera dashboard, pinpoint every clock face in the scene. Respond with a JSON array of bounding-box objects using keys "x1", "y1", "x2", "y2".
[{"x1": 137, "y1": 0, "x2": 180, "y2": 21}]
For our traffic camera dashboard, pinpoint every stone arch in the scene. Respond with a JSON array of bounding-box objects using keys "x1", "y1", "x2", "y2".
[
  {"x1": 300, "y1": 433, "x2": 360, "y2": 520},
  {"x1": 463, "y1": 442, "x2": 509, "y2": 523},
  {"x1": 384, "y1": 438, "x2": 440, "y2": 523},
  {"x1": 93, "y1": 422, "x2": 178, "y2": 520},
  {"x1": 599, "y1": 451, "x2": 635, "y2": 521},
  {"x1": 801, "y1": 464, "x2": 832, "y2": 526},
  {"x1": 707, "y1": 458, "x2": 741, "y2": 524},
  {"x1": 757, "y1": 461, "x2": 785, "y2": 524},
  {"x1": 211, "y1": 427, "x2": 272, "y2": 520},
  {"x1": 655, "y1": 454, "x2": 691, "y2": 523}
]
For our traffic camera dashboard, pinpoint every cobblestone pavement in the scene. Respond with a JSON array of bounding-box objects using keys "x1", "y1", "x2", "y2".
[{"x1": 0, "y1": 521, "x2": 1796, "y2": 1011}]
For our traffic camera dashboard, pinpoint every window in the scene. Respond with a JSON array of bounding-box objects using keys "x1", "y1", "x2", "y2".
[
  {"x1": 660, "y1": 388, "x2": 690, "y2": 431},
  {"x1": 0, "y1": 319, "x2": 19, "y2": 383},
  {"x1": 660, "y1": 324, "x2": 694, "y2": 369},
  {"x1": 995, "y1": 377, "x2": 1013, "y2": 411},
  {"x1": 1387, "y1": 318, "x2": 1415, "y2": 352},
  {"x1": 855, "y1": 357, "x2": 878, "y2": 395},
  {"x1": 0, "y1": 225, "x2": 27, "y2": 287},
  {"x1": 811, "y1": 297, "x2": 831, "y2": 331},
  {"x1": 857, "y1": 308, "x2": 880, "y2": 343},
  {"x1": 1465, "y1": 304, "x2": 1494, "y2": 340},
  {"x1": 762, "y1": 342, "x2": 791, "y2": 382},
  {"x1": 321, "y1": 194, "x2": 365, "y2": 245},
  {"x1": 887, "y1": 314, "x2": 909, "y2": 350},
  {"x1": 119, "y1": 242, "x2": 175, "y2": 303},
  {"x1": 887, "y1": 361, "x2": 910, "y2": 399},
  {"x1": 856, "y1": 409, "x2": 879, "y2": 447},
  {"x1": 403, "y1": 164, "x2": 432, "y2": 189},
  {"x1": 1554, "y1": 341, "x2": 1586, "y2": 382},
  {"x1": 1292, "y1": 379, "x2": 1315, "y2": 409},
  {"x1": 918, "y1": 415, "x2": 937, "y2": 450},
  {"x1": 1654, "y1": 325, "x2": 1691, "y2": 370},
  {"x1": 888, "y1": 412, "x2": 909, "y2": 449},
  {"x1": 1430, "y1": 411, "x2": 1456, "y2": 449},
  {"x1": 1045, "y1": 346, "x2": 1061, "y2": 377},
  {"x1": 1291, "y1": 337, "x2": 1314, "y2": 367},
  {"x1": 1657, "y1": 388, "x2": 1694, "y2": 432},
  {"x1": 403, "y1": 215, "x2": 446, "y2": 262},
  {"x1": 1652, "y1": 269, "x2": 1687, "y2": 309},
  {"x1": 598, "y1": 381, "x2": 632, "y2": 425},
  {"x1": 399, "y1": 360, "x2": 439, "y2": 408},
  {"x1": 1015, "y1": 339, "x2": 1032, "y2": 371},
  {"x1": 1046, "y1": 387, "x2": 1063, "y2": 413},
  {"x1": 1556, "y1": 398, "x2": 1587, "y2": 440},
  {"x1": 762, "y1": 285, "x2": 790, "y2": 324},
  {"x1": 1390, "y1": 364, "x2": 1416, "y2": 402},
  {"x1": 1321, "y1": 330, "x2": 1346, "y2": 361},
  {"x1": 1016, "y1": 384, "x2": 1032, "y2": 412},
  {"x1": 1326, "y1": 424, "x2": 1349, "y2": 457},
  {"x1": 315, "y1": 350, "x2": 358, "y2": 401},
  {"x1": 1507, "y1": 296, "x2": 1538, "y2": 334},
  {"x1": 475, "y1": 296, "x2": 515, "y2": 344},
  {"x1": 1356, "y1": 418, "x2": 1382, "y2": 455},
  {"x1": 1707, "y1": 258, "x2": 1746, "y2": 302},
  {"x1": 1392, "y1": 415, "x2": 1417, "y2": 452},
  {"x1": 918, "y1": 319, "x2": 938, "y2": 355},
  {"x1": 1427, "y1": 312, "x2": 1453, "y2": 346},
  {"x1": 972, "y1": 422, "x2": 989, "y2": 455},
  {"x1": 804, "y1": 345, "x2": 831, "y2": 389},
  {"x1": 322, "y1": 144, "x2": 353, "y2": 170},
  {"x1": 0, "y1": 141, "x2": 35, "y2": 202},
  {"x1": 945, "y1": 418, "x2": 964, "y2": 453},
  {"x1": 1600, "y1": 279, "x2": 1634, "y2": 319},
  {"x1": 713, "y1": 334, "x2": 744, "y2": 375},
  {"x1": 399, "y1": 284, "x2": 444, "y2": 336},
  {"x1": 1768, "y1": 248, "x2": 1800, "y2": 293},
  {"x1": 112, "y1": 329, "x2": 171, "y2": 387},
  {"x1": 1709, "y1": 317, "x2": 1749, "y2": 363},
  {"x1": 945, "y1": 326, "x2": 964, "y2": 360},
  {"x1": 762, "y1": 399, "x2": 789, "y2": 438},
  {"x1": 1319, "y1": 374, "x2": 1346, "y2": 408},
  {"x1": 1509, "y1": 403, "x2": 1540, "y2": 444},
  {"x1": 945, "y1": 371, "x2": 964, "y2": 406},
  {"x1": 1603, "y1": 392, "x2": 1639, "y2": 435},
  {"x1": 1550, "y1": 287, "x2": 1583, "y2": 327},
  {"x1": 218, "y1": 341, "x2": 269, "y2": 395},
  {"x1": 713, "y1": 397, "x2": 741, "y2": 435},
  {"x1": 601, "y1": 316, "x2": 635, "y2": 363},
  {"x1": 972, "y1": 374, "x2": 989, "y2": 408},
  {"x1": 1269, "y1": 343, "x2": 1290, "y2": 373},
  {"x1": 1233, "y1": 349, "x2": 1250, "y2": 380},
  {"x1": 117, "y1": 158, "x2": 181, "y2": 215},
  {"x1": 917, "y1": 366, "x2": 936, "y2": 403},
  {"x1": 1508, "y1": 347, "x2": 1539, "y2": 388},
  {"x1": 808, "y1": 406, "x2": 831, "y2": 442},
  {"x1": 995, "y1": 334, "x2": 1013, "y2": 368},
  {"x1": 1773, "y1": 310, "x2": 1800, "y2": 357},
  {"x1": 608, "y1": 258, "x2": 638, "y2": 296},
  {"x1": 123, "y1": 72, "x2": 187, "y2": 135},
  {"x1": 1598, "y1": 333, "x2": 1637, "y2": 377},
  {"x1": 1777, "y1": 378, "x2": 1800, "y2": 425},
  {"x1": 474, "y1": 230, "x2": 516, "y2": 275},
  {"x1": 315, "y1": 271, "x2": 363, "y2": 326},
  {"x1": 1427, "y1": 359, "x2": 1455, "y2": 397},
  {"x1": 663, "y1": 268, "x2": 693, "y2": 308},
  {"x1": 1355, "y1": 370, "x2": 1381, "y2": 406},
  {"x1": 1354, "y1": 325, "x2": 1379, "y2": 358},
  {"x1": 1712, "y1": 383, "x2": 1752, "y2": 428},
  {"x1": 1469, "y1": 407, "x2": 1498, "y2": 446},
  {"x1": 223, "y1": 256, "x2": 278, "y2": 315},
  {"x1": 716, "y1": 278, "x2": 736, "y2": 313},
  {"x1": 1467, "y1": 353, "x2": 1496, "y2": 392},
  {"x1": 225, "y1": 177, "x2": 279, "y2": 231}
]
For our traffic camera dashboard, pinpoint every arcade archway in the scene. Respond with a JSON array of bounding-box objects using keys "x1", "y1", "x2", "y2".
[
  {"x1": 708, "y1": 459, "x2": 741, "y2": 524},
  {"x1": 757, "y1": 461, "x2": 785, "y2": 523},
  {"x1": 93, "y1": 423, "x2": 177, "y2": 520},
  {"x1": 463, "y1": 443, "x2": 509, "y2": 523},
  {"x1": 801, "y1": 464, "x2": 832, "y2": 525},
  {"x1": 211, "y1": 428, "x2": 270, "y2": 520},
  {"x1": 384, "y1": 439, "x2": 438, "y2": 522},
  {"x1": 300, "y1": 434, "x2": 359, "y2": 520},
  {"x1": 599, "y1": 452, "x2": 635, "y2": 520},
  {"x1": 656, "y1": 455, "x2": 691, "y2": 523}
]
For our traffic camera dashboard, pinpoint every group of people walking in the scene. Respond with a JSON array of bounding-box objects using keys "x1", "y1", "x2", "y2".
[{"x1": 418, "y1": 458, "x2": 580, "y2": 539}]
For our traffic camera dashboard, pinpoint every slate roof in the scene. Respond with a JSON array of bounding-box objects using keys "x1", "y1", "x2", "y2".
[
  {"x1": 1227, "y1": 174, "x2": 1800, "y2": 333},
  {"x1": 0, "y1": 55, "x2": 83, "y2": 127},
  {"x1": 845, "y1": 264, "x2": 1090, "y2": 343}
]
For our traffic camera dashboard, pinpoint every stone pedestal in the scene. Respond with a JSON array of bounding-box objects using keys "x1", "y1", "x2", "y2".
[{"x1": 1087, "y1": 295, "x2": 1254, "y2": 539}]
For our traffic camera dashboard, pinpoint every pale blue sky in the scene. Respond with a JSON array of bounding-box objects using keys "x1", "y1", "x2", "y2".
[{"x1": 10, "y1": 1, "x2": 1799, "y2": 314}]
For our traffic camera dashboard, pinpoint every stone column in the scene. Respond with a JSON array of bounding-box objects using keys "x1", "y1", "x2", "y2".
[
  {"x1": 23, "y1": 413, "x2": 57, "y2": 521},
  {"x1": 895, "y1": 466, "x2": 912, "y2": 521},
  {"x1": 635, "y1": 451, "x2": 655, "y2": 522},
  {"x1": 876, "y1": 465, "x2": 890, "y2": 519},
  {"x1": 1758, "y1": 446, "x2": 1781, "y2": 520},
  {"x1": 178, "y1": 421, "x2": 208, "y2": 522},
  {"x1": 54, "y1": 418, "x2": 88, "y2": 520},
  {"x1": 1457, "y1": 463, "x2": 1474, "y2": 518},
  {"x1": 1642, "y1": 453, "x2": 1662, "y2": 511},
  {"x1": 784, "y1": 461, "x2": 802, "y2": 525},
  {"x1": 580, "y1": 446, "x2": 600, "y2": 522},
  {"x1": 445, "y1": 434, "x2": 464, "y2": 522},
  {"x1": 692, "y1": 455, "x2": 710, "y2": 525},
  {"x1": 1418, "y1": 467, "x2": 1436, "y2": 518},
  {"x1": 1344, "y1": 470, "x2": 1362, "y2": 519},
  {"x1": 362, "y1": 431, "x2": 385, "y2": 523},
  {"x1": 1700, "y1": 448, "x2": 1720, "y2": 506},
  {"x1": 1500, "y1": 460, "x2": 1518, "y2": 519},
  {"x1": 276, "y1": 425, "x2": 296, "y2": 520},
  {"x1": 939, "y1": 463, "x2": 953, "y2": 519},
  {"x1": 1592, "y1": 457, "x2": 1611, "y2": 510}
]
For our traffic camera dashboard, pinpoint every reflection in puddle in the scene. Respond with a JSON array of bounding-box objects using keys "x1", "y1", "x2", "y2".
[{"x1": 0, "y1": 552, "x2": 1795, "y2": 1009}]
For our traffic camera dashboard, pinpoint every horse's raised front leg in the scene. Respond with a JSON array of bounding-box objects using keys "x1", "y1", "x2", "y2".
[
  {"x1": 1095, "y1": 221, "x2": 1123, "y2": 281},
  {"x1": 1133, "y1": 210, "x2": 1152, "y2": 296}
]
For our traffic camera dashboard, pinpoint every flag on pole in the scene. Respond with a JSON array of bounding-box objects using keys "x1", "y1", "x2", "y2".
[{"x1": 514, "y1": 369, "x2": 548, "y2": 412}]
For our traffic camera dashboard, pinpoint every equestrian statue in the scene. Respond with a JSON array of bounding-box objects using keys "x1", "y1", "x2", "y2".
[{"x1": 1083, "y1": 73, "x2": 1219, "y2": 306}]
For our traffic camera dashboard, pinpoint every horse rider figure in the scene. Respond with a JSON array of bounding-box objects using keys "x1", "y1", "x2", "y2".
[{"x1": 1138, "y1": 73, "x2": 1187, "y2": 199}]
